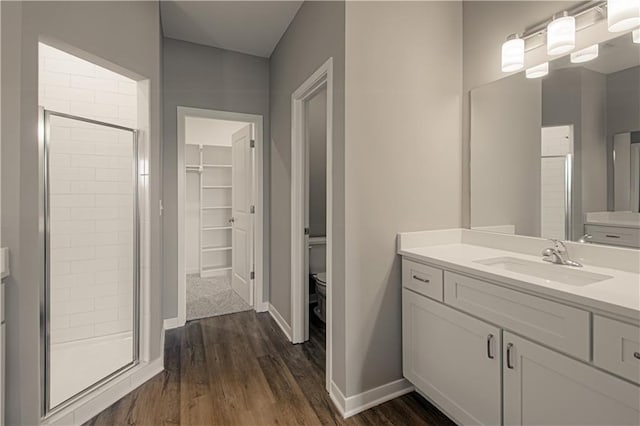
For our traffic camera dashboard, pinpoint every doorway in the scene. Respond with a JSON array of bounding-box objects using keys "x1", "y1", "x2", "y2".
[
  {"x1": 176, "y1": 107, "x2": 264, "y2": 326},
  {"x1": 291, "y1": 58, "x2": 334, "y2": 391}
]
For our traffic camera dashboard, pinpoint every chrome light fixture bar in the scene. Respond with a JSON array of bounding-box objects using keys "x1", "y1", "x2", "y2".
[
  {"x1": 520, "y1": 1, "x2": 607, "y2": 52},
  {"x1": 501, "y1": 1, "x2": 607, "y2": 73}
]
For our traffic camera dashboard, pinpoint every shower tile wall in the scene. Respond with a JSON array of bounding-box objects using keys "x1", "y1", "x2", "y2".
[{"x1": 39, "y1": 44, "x2": 138, "y2": 344}]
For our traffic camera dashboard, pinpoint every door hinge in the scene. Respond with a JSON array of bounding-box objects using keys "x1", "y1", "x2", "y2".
[
  {"x1": 304, "y1": 227, "x2": 310, "y2": 235},
  {"x1": 250, "y1": 271, "x2": 255, "y2": 280},
  {"x1": 250, "y1": 205, "x2": 255, "y2": 214},
  {"x1": 250, "y1": 139, "x2": 255, "y2": 148}
]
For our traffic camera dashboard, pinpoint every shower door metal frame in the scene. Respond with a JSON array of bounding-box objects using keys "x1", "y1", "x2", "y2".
[
  {"x1": 39, "y1": 108, "x2": 141, "y2": 416},
  {"x1": 540, "y1": 153, "x2": 573, "y2": 241}
]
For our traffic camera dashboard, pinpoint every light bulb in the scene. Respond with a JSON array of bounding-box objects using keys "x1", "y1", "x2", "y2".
[
  {"x1": 571, "y1": 44, "x2": 599, "y2": 63},
  {"x1": 547, "y1": 14, "x2": 576, "y2": 55},
  {"x1": 608, "y1": 0, "x2": 640, "y2": 33},
  {"x1": 502, "y1": 36, "x2": 525, "y2": 72},
  {"x1": 526, "y1": 62, "x2": 549, "y2": 79}
]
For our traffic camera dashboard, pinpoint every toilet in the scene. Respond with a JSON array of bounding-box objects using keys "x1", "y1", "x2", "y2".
[{"x1": 312, "y1": 272, "x2": 327, "y2": 323}]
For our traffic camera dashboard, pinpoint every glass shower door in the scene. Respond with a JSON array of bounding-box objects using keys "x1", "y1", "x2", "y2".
[{"x1": 43, "y1": 110, "x2": 139, "y2": 411}]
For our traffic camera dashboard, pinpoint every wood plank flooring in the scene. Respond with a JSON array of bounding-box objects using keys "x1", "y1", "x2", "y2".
[{"x1": 85, "y1": 311, "x2": 455, "y2": 425}]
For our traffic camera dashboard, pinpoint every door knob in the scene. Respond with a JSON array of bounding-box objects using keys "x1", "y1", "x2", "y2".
[{"x1": 229, "y1": 217, "x2": 235, "y2": 224}]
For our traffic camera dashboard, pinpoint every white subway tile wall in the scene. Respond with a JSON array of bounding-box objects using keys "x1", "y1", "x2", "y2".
[{"x1": 39, "y1": 44, "x2": 138, "y2": 344}]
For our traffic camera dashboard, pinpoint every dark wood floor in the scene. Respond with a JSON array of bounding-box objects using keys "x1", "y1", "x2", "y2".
[{"x1": 86, "y1": 310, "x2": 454, "y2": 425}]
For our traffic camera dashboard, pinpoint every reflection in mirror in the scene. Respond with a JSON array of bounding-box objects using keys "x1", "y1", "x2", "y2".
[{"x1": 471, "y1": 31, "x2": 640, "y2": 248}]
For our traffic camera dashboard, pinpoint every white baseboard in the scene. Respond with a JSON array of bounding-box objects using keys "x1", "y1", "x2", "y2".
[
  {"x1": 43, "y1": 357, "x2": 164, "y2": 426},
  {"x1": 255, "y1": 301, "x2": 269, "y2": 313},
  {"x1": 330, "y1": 378, "x2": 414, "y2": 419},
  {"x1": 163, "y1": 316, "x2": 184, "y2": 330},
  {"x1": 268, "y1": 303, "x2": 292, "y2": 341}
]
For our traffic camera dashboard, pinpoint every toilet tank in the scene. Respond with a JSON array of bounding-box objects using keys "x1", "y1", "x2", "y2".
[{"x1": 308, "y1": 237, "x2": 326, "y2": 275}]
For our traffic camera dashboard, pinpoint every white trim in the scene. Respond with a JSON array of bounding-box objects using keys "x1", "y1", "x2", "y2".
[
  {"x1": 162, "y1": 317, "x2": 182, "y2": 331},
  {"x1": 176, "y1": 107, "x2": 265, "y2": 325},
  {"x1": 290, "y1": 57, "x2": 334, "y2": 394},
  {"x1": 330, "y1": 379, "x2": 415, "y2": 419},
  {"x1": 41, "y1": 357, "x2": 164, "y2": 426},
  {"x1": 267, "y1": 303, "x2": 292, "y2": 341},
  {"x1": 255, "y1": 302, "x2": 269, "y2": 313}
]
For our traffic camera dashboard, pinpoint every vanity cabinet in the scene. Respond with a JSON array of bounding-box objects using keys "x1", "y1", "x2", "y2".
[
  {"x1": 401, "y1": 258, "x2": 640, "y2": 426},
  {"x1": 503, "y1": 331, "x2": 640, "y2": 426},
  {"x1": 402, "y1": 289, "x2": 502, "y2": 425},
  {"x1": 584, "y1": 224, "x2": 640, "y2": 249}
]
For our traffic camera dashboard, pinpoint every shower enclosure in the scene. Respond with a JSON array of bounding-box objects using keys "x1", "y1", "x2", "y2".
[{"x1": 40, "y1": 109, "x2": 140, "y2": 413}]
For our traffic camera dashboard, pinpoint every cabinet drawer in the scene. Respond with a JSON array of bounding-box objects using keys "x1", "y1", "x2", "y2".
[
  {"x1": 594, "y1": 315, "x2": 640, "y2": 384},
  {"x1": 444, "y1": 271, "x2": 590, "y2": 360},
  {"x1": 402, "y1": 259, "x2": 443, "y2": 302},
  {"x1": 584, "y1": 224, "x2": 640, "y2": 248}
]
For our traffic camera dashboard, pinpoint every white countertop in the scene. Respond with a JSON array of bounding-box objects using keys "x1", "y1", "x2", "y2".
[
  {"x1": 585, "y1": 211, "x2": 640, "y2": 229},
  {"x1": 398, "y1": 230, "x2": 640, "y2": 322}
]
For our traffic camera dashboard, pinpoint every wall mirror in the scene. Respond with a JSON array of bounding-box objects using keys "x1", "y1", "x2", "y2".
[{"x1": 470, "y1": 30, "x2": 640, "y2": 248}]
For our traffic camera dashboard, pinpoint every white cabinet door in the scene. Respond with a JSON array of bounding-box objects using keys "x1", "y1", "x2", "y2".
[
  {"x1": 503, "y1": 331, "x2": 640, "y2": 426},
  {"x1": 403, "y1": 289, "x2": 501, "y2": 425}
]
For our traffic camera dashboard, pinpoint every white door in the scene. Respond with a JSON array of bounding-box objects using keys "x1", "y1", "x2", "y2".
[
  {"x1": 231, "y1": 125, "x2": 254, "y2": 306},
  {"x1": 503, "y1": 331, "x2": 640, "y2": 426},
  {"x1": 403, "y1": 289, "x2": 502, "y2": 425}
]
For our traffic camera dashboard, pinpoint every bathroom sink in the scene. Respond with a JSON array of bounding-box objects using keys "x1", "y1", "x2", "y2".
[{"x1": 474, "y1": 256, "x2": 612, "y2": 286}]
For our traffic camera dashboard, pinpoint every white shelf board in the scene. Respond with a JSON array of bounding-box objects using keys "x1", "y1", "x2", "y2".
[
  {"x1": 201, "y1": 226, "x2": 231, "y2": 231},
  {"x1": 200, "y1": 144, "x2": 232, "y2": 149},
  {"x1": 202, "y1": 246, "x2": 232, "y2": 252},
  {"x1": 202, "y1": 206, "x2": 231, "y2": 210},
  {"x1": 203, "y1": 164, "x2": 232, "y2": 168},
  {"x1": 203, "y1": 185, "x2": 231, "y2": 189}
]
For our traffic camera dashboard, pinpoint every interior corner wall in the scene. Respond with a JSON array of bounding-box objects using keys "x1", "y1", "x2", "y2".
[
  {"x1": 1, "y1": 2, "x2": 162, "y2": 424},
  {"x1": 606, "y1": 66, "x2": 640, "y2": 209},
  {"x1": 344, "y1": 1, "x2": 462, "y2": 397},
  {"x1": 161, "y1": 38, "x2": 270, "y2": 320},
  {"x1": 461, "y1": 1, "x2": 581, "y2": 227},
  {"x1": 268, "y1": 0, "x2": 346, "y2": 391}
]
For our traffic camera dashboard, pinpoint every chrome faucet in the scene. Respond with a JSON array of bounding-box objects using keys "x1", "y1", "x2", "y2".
[{"x1": 542, "y1": 239, "x2": 583, "y2": 267}]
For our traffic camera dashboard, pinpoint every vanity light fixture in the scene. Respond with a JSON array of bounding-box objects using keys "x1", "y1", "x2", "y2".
[
  {"x1": 570, "y1": 44, "x2": 599, "y2": 63},
  {"x1": 547, "y1": 12, "x2": 576, "y2": 55},
  {"x1": 501, "y1": 34, "x2": 525, "y2": 72},
  {"x1": 634, "y1": 28, "x2": 640, "y2": 43},
  {"x1": 526, "y1": 62, "x2": 549, "y2": 79},
  {"x1": 607, "y1": 0, "x2": 640, "y2": 32}
]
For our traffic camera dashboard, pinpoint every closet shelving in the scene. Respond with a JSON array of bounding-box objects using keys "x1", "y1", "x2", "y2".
[{"x1": 186, "y1": 143, "x2": 233, "y2": 278}]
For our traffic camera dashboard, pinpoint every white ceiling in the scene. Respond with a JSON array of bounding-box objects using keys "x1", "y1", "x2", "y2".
[{"x1": 160, "y1": 1, "x2": 303, "y2": 58}]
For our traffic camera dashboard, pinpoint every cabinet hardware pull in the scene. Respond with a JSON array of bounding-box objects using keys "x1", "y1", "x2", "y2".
[
  {"x1": 605, "y1": 234, "x2": 621, "y2": 238},
  {"x1": 412, "y1": 275, "x2": 430, "y2": 284},
  {"x1": 506, "y1": 343, "x2": 514, "y2": 369},
  {"x1": 487, "y1": 334, "x2": 495, "y2": 359},
  {"x1": 634, "y1": 352, "x2": 640, "y2": 360}
]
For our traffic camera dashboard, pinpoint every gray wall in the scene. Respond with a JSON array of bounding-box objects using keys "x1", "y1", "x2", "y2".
[
  {"x1": 471, "y1": 74, "x2": 541, "y2": 236},
  {"x1": 344, "y1": 1, "x2": 462, "y2": 396},
  {"x1": 462, "y1": 1, "x2": 581, "y2": 227},
  {"x1": 607, "y1": 66, "x2": 640, "y2": 209},
  {"x1": 1, "y1": 2, "x2": 162, "y2": 424},
  {"x1": 269, "y1": 0, "x2": 346, "y2": 390},
  {"x1": 578, "y1": 69, "x2": 607, "y2": 220},
  {"x1": 307, "y1": 89, "x2": 327, "y2": 238},
  {"x1": 162, "y1": 38, "x2": 270, "y2": 319},
  {"x1": 542, "y1": 68, "x2": 584, "y2": 239}
]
